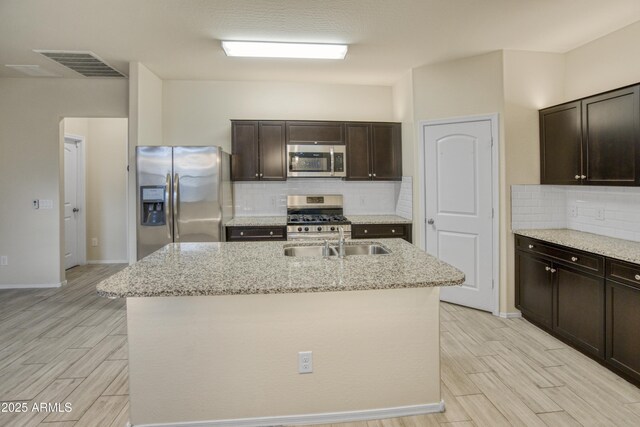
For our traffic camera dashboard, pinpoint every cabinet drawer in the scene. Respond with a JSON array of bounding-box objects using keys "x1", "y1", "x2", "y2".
[
  {"x1": 352, "y1": 224, "x2": 408, "y2": 238},
  {"x1": 227, "y1": 226, "x2": 286, "y2": 241},
  {"x1": 286, "y1": 121, "x2": 344, "y2": 145},
  {"x1": 515, "y1": 236, "x2": 604, "y2": 275},
  {"x1": 607, "y1": 259, "x2": 640, "y2": 289}
]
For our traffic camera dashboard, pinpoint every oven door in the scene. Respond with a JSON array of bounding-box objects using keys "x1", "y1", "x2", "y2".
[{"x1": 287, "y1": 145, "x2": 346, "y2": 178}]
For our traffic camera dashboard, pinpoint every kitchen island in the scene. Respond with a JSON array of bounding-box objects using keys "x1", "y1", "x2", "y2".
[{"x1": 97, "y1": 239, "x2": 464, "y2": 427}]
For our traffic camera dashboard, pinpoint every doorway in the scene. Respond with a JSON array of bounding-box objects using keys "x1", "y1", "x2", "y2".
[
  {"x1": 61, "y1": 118, "x2": 129, "y2": 274},
  {"x1": 63, "y1": 135, "x2": 85, "y2": 269},
  {"x1": 419, "y1": 115, "x2": 499, "y2": 314}
]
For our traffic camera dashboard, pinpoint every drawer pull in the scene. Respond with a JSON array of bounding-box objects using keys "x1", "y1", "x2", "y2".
[
  {"x1": 528, "y1": 244, "x2": 534, "y2": 249},
  {"x1": 635, "y1": 274, "x2": 640, "y2": 281},
  {"x1": 571, "y1": 256, "x2": 578, "y2": 262},
  {"x1": 551, "y1": 268, "x2": 557, "y2": 273},
  {"x1": 574, "y1": 175, "x2": 580, "y2": 180},
  {"x1": 269, "y1": 231, "x2": 274, "y2": 236},
  {"x1": 240, "y1": 231, "x2": 244, "y2": 236},
  {"x1": 364, "y1": 229, "x2": 368, "y2": 233},
  {"x1": 391, "y1": 229, "x2": 396, "y2": 233},
  {"x1": 545, "y1": 266, "x2": 551, "y2": 271}
]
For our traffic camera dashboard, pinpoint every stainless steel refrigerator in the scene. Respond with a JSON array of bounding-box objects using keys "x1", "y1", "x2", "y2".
[{"x1": 136, "y1": 146, "x2": 233, "y2": 259}]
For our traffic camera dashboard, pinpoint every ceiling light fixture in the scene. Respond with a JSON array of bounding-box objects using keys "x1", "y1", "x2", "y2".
[{"x1": 221, "y1": 41, "x2": 348, "y2": 59}]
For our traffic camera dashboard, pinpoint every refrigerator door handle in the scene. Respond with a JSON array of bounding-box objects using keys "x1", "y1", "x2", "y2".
[
  {"x1": 173, "y1": 172, "x2": 180, "y2": 240},
  {"x1": 165, "y1": 173, "x2": 172, "y2": 239}
]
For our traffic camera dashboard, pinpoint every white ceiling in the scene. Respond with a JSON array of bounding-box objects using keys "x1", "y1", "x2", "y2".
[{"x1": 2, "y1": 0, "x2": 640, "y2": 85}]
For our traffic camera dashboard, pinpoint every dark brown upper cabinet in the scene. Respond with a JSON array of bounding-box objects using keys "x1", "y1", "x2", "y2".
[
  {"x1": 540, "y1": 84, "x2": 640, "y2": 186},
  {"x1": 286, "y1": 121, "x2": 344, "y2": 145},
  {"x1": 345, "y1": 122, "x2": 402, "y2": 181},
  {"x1": 540, "y1": 101, "x2": 582, "y2": 185},
  {"x1": 583, "y1": 86, "x2": 640, "y2": 186},
  {"x1": 231, "y1": 120, "x2": 286, "y2": 181}
]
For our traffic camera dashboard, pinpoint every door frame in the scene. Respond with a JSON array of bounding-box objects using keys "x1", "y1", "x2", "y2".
[
  {"x1": 418, "y1": 113, "x2": 500, "y2": 316},
  {"x1": 64, "y1": 134, "x2": 87, "y2": 267}
]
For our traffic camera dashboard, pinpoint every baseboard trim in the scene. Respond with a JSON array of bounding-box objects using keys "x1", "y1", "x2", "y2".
[
  {"x1": 499, "y1": 311, "x2": 522, "y2": 319},
  {"x1": 133, "y1": 401, "x2": 445, "y2": 427},
  {"x1": 0, "y1": 281, "x2": 65, "y2": 289},
  {"x1": 87, "y1": 260, "x2": 129, "y2": 264}
]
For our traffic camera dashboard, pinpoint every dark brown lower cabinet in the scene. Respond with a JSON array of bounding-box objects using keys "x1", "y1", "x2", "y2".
[
  {"x1": 226, "y1": 226, "x2": 286, "y2": 242},
  {"x1": 351, "y1": 223, "x2": 412, "y2": 243},
  {"x1": 553, "y1": 264, "x2": 604, "y2": 358},
  {"x1": 515, "y1": 251, "x2": 553, "y2": 328},
  {"x1": 516, "y1": 235, "x2": 640, "y2": 386}
]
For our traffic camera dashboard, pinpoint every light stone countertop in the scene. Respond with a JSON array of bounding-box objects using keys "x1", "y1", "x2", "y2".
[
  {"x1": 514, "y1": 229, "x2": 640, "y2": 265},
  {"x1": 348, "y1": 215, "x2": 412, "y2": 225},
  {"x1": 226, "y1": 216, "x2": 287, "y2": 227},
  {"x1": 96, "y1": 239, "x2": 464, "y2": 298},
  {"x1": 226, "y1": 215, "x2": 412, "y2": 227}
]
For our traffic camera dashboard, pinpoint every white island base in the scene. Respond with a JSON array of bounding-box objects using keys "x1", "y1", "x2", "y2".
[{"x1": 127, "y1": 287, "x2": 443, "y2": 426}]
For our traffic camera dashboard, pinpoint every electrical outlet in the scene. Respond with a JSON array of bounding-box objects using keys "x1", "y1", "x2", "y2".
[
  {"x1": 0, "y1": 256, "x2": 7, "y2": 266},
  {"x1": 33, "y1": 200, "x2": 39, "y2": 209},
  {"x1": 298, "y1": 351, "x2": 313, "y2": 374},
  {"x1": 91, "y1": 238, "x2": 98, "y2": 247},
  {"x1": 568, "y1": 206, "x2": 577, "y2": 218},
  {"x1": 596, "y1": 208, "x2": 605, "y2": 220}
]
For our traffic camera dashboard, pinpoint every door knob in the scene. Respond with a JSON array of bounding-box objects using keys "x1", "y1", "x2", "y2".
[
  {"x1": 427, "y1": 219, "x2": 435, "y2": 225},
  {"x1": 72, "y1": 208, "x2": 80, "y2": 213}
]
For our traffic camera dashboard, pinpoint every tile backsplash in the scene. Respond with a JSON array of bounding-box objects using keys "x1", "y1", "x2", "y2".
[
  {"x1": 234, "y1": 177, "x2": 413, "y2": 218},
  {"x1": 512, "y1": 185, "x2": 640, "y2": 242}
]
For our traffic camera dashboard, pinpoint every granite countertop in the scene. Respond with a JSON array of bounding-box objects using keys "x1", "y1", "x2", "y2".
[
  {"x1": 226, "y1": 216, "x2": 287, "y2": 227},
  {"x1": 513, "y1": 229, "x2": 640, "y2": 265},
  {"x1": 226, "y1": 215, "x2": 412, "y2": 227},
  {"x1": 97, "y1": 239, "x2": 464, "y2": 298},
  {"x1": 347, "y1": 215, "x2": 412, "y2": 224}
]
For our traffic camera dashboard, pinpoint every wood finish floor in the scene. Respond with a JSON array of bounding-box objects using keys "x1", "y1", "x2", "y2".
[{"x1": 1, "y1": 265, "x2": 639, "y2": 427}]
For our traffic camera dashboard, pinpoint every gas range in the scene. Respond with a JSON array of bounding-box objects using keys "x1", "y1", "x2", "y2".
[{"x1": 286, "y1": 195, "x2": 351, "y2": 240}]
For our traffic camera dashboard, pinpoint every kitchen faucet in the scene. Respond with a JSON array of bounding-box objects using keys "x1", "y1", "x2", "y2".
[{"x1": 338, "y1": 226, "x2": 345, "y2": 258}]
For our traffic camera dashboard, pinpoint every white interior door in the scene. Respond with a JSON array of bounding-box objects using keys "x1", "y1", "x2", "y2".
[
  {"x1": 424, "y1": 120, "x2": 494, "y2": 312},
  {"x1": 64, "y1": 141, "x2": 80, "y2": 269}
]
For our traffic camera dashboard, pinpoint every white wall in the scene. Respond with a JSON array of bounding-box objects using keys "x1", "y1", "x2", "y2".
[
  {"x1": 162, "y1": 80, "x2": 394, "y2": 151},
  {"x1": 0, "y1": 78, "x2": 127, "y2": 287},
  {"x1": 564, "y1": 20, "x2": 640, "y2": 100}
]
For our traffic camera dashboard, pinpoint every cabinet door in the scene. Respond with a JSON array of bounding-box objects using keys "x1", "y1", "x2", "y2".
[
  {"x1": 345, "y1": 123, "x2": 371, "y2": 180},
  {"x1": 553, "y1": 264, "x2": 605, "y2": 358},
  {"x1": 583, "y1": 85, "x2": 640, "y2": 186},
  {"x1": 231, "y1": 121, "x2": 259, "y2": 181},
  {"x1": 515, "y1": 251, "x2": 553, "y2": 328},
  {"x1": 539, "y1": 101, "x2": 583, "y2": 184},
  {"x1": 371, "y1": 123, "x2": 402, "y2": 180},
  {"x1": 606, "y1": 279, "x2": 640, "y2": 382},
  {"x1": 286, "y1": 121, "x2": 344, "y2": 145},
  {"x1": 259, "y1": 121, "x2": 286, "y2": 181}
]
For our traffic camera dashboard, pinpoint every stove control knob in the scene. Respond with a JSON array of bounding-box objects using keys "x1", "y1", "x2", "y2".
[
  {"x1": 317, "y1": 226, "x2": 322, "y2": 232},
  {"x1": 330, "y1": 226, "x2": 335, "y2": 231},
  {"x1": 304, "y1": 227, "x2": 309, "y2": 232},
  {"x1": 297, "y1": 227, "x2": 302, "y2": 232}
]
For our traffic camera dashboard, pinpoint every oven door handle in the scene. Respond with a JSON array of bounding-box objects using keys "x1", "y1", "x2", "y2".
[{"x1": 330, "y1": 146, "x2": 335, "y2": 176}]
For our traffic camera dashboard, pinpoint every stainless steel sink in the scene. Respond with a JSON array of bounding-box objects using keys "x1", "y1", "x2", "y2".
[
  {"x1": 283, "y1": 243, "x2": 390, "y2": 257},
  {"x1": 283, "y1": 246, "x2": 337, "y2": 257},
  {"x1": 341, "y1": 244, "x2": 390, "y2": 256}
]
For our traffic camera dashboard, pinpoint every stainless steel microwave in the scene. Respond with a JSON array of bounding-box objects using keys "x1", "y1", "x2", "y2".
[{"x1": 287, "y1": 145, "x2": 346, "y2": 178}]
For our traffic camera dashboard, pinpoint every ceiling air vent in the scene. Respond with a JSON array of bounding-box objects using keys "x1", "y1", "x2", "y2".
[{"x1": 33, "y1": 50, "x2": 125, "y2": 78}]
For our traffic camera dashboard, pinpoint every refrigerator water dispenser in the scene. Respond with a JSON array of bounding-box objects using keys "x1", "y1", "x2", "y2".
[{"x1": 140, "y1": 186, "x2": 166, "y2": 226}]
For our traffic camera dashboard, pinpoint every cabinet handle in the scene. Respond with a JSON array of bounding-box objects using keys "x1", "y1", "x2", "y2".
[
  {"x1": 391, "y1": 229, "x2": 395, "y2": 233},
  {"x1": 314, "y1": 141, "x2": 318, "y2": 145},
  {"x1": 260, "y1": 173, "x2": 263, "y2": 177},
  {"x1": 240, "y1": 232, "x2": 244, "y2": 236},
  {"x1": 255, "y1": 173, "x2": 258, "y2": 177},
  {"x1": 269, "y1": 231, "x2": 274, "y2": 236},
  {"x1": 364, "y1": 229, "x2": 368, "y2": 233},
  {"x1": 550, "y1": 268, "x2": 557, "y2": 273},
  {"x1": 528, "y1": 244, "x2": 534, "y2": 249},
  {"x1": 635, "y1": 274, "x2": 640, "y2": 281},
  {"x1": 581, "y1": 175, "x2": 587, "y2": 179},
  {"x1": 574, "y1": 175, "x2": 580, "y2": 180},
  {"x1": 545, "y1": 266, "x2": 551, "y2": 271},
  {"x1": 571, "y1": 256, "x2": 578, "y2": 262},
  {"x1": 373, "y1": 173, "x2": 376, "y2": 177}
]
